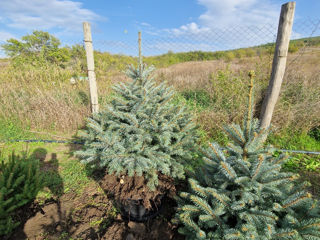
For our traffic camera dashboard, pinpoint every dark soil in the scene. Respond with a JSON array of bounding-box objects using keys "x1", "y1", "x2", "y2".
[
  {"x1": 8, "y1": 184, "x2": 115, "y2": 240},
  {"x1": 101, "y1": 196, "x2": 184, "y2": 240},
  {"x1": 99, "y1": 172, "x2": 176, "y2": 210},
  {"x1": 5, "y1": 181, "x2": 184, "y2": 240}
]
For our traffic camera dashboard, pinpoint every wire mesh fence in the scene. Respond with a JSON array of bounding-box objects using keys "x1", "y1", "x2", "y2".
[
  {"x1": 0, "y1": 18, "x2": 319, "y2": 59},
  {"x1": 90, "y1": 18, "x2": 320, "y2": 57}
]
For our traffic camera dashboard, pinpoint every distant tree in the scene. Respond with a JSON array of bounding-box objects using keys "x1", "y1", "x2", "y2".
[
  {"x1": 67, "y1": 44, "x2": 87, "y2": 72},
  {"x1": 1, "y1": 30, "x2": 70, "y2": 66}
]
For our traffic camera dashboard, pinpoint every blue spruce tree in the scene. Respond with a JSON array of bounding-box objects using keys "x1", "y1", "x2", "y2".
[
  {"x1": 174, "y1": 71, "x2": 320, "y2": 239},
  {"x1": 75, "y1": 63, "x2": 199, "y2": 190}
]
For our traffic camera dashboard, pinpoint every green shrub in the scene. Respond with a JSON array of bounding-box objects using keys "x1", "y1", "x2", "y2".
[
  {"x1": 309, "y1": 126, "x2": 320, "y2": 142},
  {"x1": 75, "y1": 64, "x2": 199, "y2": 190},
  {"x1": 224, "y1": 51, "x2": 235, "y2": 62},
  {"x1": 180, "y1": 89, "x2": 215, "y2": 110},
  {"x1": 0, "y1": 152, "x2": 42, "y2": 236},
  {"x1": 174, "y1": 72, "x2": 320, "y2": 239},
  {"x1": 288, "y1": 43, "x2": 300, "y2": 53},
  {"x1": 234, "y1": 49, "x2": 246, "y2": 59},
  {"x1": 244, "y1": 48, "x2": 255, "y2": 57},
  {"x1": 1, "y1": 31, "x2": 70, "y2": 67}
]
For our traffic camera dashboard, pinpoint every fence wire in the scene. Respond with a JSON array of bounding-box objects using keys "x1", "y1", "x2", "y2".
[
  {"x1": 0, "y1": 19, "x2": 319, "y2": 57},
  {"x1": 1, "y1": 139, "x2": 320, "y2": 155},
  {"x1": 90, "y1": 19, "x2": 320, "y2": 56}
]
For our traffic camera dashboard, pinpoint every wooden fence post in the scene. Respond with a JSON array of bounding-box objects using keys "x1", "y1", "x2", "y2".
[
  {"x1": 138, "y1": 31, "x2": 142, "y2": 74},
  {"x1": 259, "y1": 1, "x2": 295, "y2": 129},
  {"x1": 83, "y1": 22, "x2": 99, "y2": 114}
]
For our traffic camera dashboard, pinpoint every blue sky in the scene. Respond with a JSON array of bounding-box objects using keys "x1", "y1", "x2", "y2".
[{"x1": 0, "y1": 0, "x2": 319, "y2": 56}]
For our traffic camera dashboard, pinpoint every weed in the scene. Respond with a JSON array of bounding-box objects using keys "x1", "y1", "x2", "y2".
[
  {"x1": 0, "y1": 118, "x2": 33, "y2": 140},
  {"x1": 309, "y1": 126, "x2": 320, "y2": 141},
  {"x1": 180, "y1": 89, "x2": 215, "y2": 110},
  {"x1": 285, "y1": 154, "x2": 320, "y2": 172},
  {"x1": 269, "y1": 128, "x2": 320, "y2": 173},
  {"x1": 90, "y1": 217, "x2": 104, "y2": 227},
  {"x1": 60, "y1": 159, "x2": 90, "y2": 195}
]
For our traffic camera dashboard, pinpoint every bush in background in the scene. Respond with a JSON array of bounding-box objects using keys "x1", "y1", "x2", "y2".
[{"x1": 1, "y1": 31, "x2": 71, "y2": 67}]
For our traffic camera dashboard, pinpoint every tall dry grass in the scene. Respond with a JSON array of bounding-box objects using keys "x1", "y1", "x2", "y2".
[
  {"x1": 0, "y1": 48, "x2": 319, "y2": 138},
  {"x1": 155, "y1": 50, "x2": 320, "y2": 139},
  {"x1": 0, "y1": 64, "x2": 116, "y2": 134}
]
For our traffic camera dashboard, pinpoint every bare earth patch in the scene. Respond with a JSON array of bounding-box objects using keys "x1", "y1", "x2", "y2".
[
  {"x1": 7, "y1": 180, "x2": 183, "y2": 240},
  {"x1": 99, "y1": 172, "x2": 176, "y2": 210}
]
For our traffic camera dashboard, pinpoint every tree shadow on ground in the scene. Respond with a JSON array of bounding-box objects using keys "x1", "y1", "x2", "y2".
[
  {"x1": 7, "y1": 147, "x2": 65, "y2": 240},
  {"x1": 30, "y1": 148, "x2": 64, "y2": 197},
  {"x1": 38, "y1": 196, "x2": 115, "y2": 240}
]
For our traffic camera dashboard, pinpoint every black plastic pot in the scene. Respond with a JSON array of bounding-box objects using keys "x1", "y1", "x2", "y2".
[{"x1": 120, "y1": 194, "x2": 164, "y2": 222}]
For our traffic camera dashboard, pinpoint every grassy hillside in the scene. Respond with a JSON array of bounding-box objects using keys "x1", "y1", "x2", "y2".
[
  {"x1": 143, "y1": 36, "x2": 320, "y2": 67},
  {"x1": 77, "y1": 36, "x2": 320, "y2": 70}
]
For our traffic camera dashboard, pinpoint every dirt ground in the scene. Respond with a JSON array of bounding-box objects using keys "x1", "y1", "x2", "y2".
[
  {"x1": 6, "y1": 181, "x2": 183, "y2": 240},
  {"x1": 99, "y1": 172, "x2": 176, "y2": 210}
]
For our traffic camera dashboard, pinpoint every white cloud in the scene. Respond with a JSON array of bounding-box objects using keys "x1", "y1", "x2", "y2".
[
  {"x1": 167, "y1": 0, "x2": 280, "y2": 39},
  {"x1": 137, "y1": 0, "x2": 281, "y2": 54},
  {"x1": 0, "y1": 0, "x2": 103, "y2": 32},
  {"x1": 140, "y1": 22, "x2": 151, "y2": 27},
  {"x1": 170, "y1": 22, "x2": 211, "y2": 36},
  {"x1": 171, "y1": 0, "x2": 279, "y2": 36},
  {"x1": 197, "y1": 0, "x2": 279, "y2": 29}
]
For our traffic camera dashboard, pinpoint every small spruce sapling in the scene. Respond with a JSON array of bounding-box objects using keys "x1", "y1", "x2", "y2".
[
  {"x1": 76, "y1": 63, "x2": 199, "y2": 190},
  {"x1": 174, "y1": 71, "x2": 320, "y2": 240},
  {"x1": 0, "y1": 152, "x2": 42, "y2": 236}
]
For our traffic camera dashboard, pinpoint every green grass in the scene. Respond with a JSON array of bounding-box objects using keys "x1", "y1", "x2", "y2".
[
  {"x1": 2, "y1": 121, "x2": 317, "y2": 204},
  {"x1": 268, "y1": 129, "x2": 320, "y2": 151},
  {"x1": 60, "y1": 157, "x2": 91, "y2": 194},
  {"x1": 174, "y1": 87, "x2": 320, "y2": 174},
  {"x1": 0, "y1": 118, "x2": 34, "y2": 140},
  {"x1": 268, "y1": 129, "x2": 320, "y2": 173},
  {"x1": 1, "y1": 141, "x2": 92, "y2": 203},
  {"x1": 0, "y1": 117, "x2": 90, "y2": 200},
  {"x1": 179, "y1": 89, "x2": 215, "y2": 111}
]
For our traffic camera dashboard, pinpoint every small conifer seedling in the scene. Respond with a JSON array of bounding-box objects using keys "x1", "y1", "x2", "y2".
[
  {"x1": 174, "y1": 71, "x2": 320, "y2": 240},
  {"x1": 76, "y1": 64, "x2": 198, "y2": 190},
  {"x1": 0, "y1": 152, "x2": 42, "y2": 236}
]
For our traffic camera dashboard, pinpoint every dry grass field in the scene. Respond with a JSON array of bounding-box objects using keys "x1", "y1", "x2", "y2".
[{"x1": 0, "y1": 47, "x2": 319, "y2": 140}]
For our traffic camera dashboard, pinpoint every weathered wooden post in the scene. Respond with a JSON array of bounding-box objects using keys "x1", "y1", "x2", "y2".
[
  {"x1": 83, "y1": 22, "x2": 99, "y2": 114},
  {"x1": 138, "y1": 31, "x2": 142, "y2": 74},
  {"x1": 259, "y1": 2, "x2": 296, "y2": 129}
]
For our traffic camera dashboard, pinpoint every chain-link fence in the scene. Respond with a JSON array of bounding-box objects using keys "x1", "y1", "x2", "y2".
[
  {"x1": 0, "y1": 18, "x2": 319, "y2": 58},
  {"x1": 90, "y1": 19, "x2": 320, "y2": 57}
]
